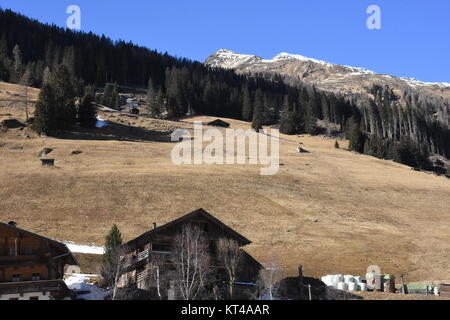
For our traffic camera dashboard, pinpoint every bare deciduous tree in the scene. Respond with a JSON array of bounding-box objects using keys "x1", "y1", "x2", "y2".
[
  {"x1": 258, "y1": 253, "x2": 285, "y2": 300},
  {"x1": 173, "y1": 223, "x2": 212, "y2": 300},
  {"x1": 111, "y1": 247, "x2": 128, "y2": 300},
  {"x1": 147, "y1": 253, "x2": 170, "y2": 300},
  {"x1": 217, "y1": 238, "x2": 241, "y2": 299}
]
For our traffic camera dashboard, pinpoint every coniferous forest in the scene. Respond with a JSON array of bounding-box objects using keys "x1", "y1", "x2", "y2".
[{"x1": 1, "y1": 8, "x2": 449, "y2": 171}]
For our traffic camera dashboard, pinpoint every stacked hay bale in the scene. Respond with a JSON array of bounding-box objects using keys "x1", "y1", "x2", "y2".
[{"x1": 366, "y1": 272, "x2": 383, "y2": 292}]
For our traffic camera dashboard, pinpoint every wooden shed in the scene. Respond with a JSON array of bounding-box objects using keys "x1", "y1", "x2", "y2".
[
  {"x1": 440, "y1": 283, "x2": 450, "y2": 298},
  {"x1": 40, "y1": 159, "x2": 55, "y2": 166},
  {"x1": 207, "y1": 119, "x2": 230, "y2": 128}
]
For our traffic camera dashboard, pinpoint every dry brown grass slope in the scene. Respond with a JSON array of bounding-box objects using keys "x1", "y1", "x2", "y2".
[{"x1": 0, "y1": 82, "x2": 449, "y2": 282}]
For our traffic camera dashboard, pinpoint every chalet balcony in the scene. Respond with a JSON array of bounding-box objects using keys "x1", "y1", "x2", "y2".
[
  {"x1": 122, "y1": 250, "x2": 172, "y2": 269},
  {"x1": 0, "y1": 279, "x2": 70, "y2": 295},
  {"x1": 0, "y1": 254, "x2": 48, "y2": 266},
  {"x1": 126, "y1": 269, "x2": 151, "y2": 285}
]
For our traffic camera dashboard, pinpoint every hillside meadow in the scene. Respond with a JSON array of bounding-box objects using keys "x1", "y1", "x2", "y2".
[{"x1": 1, "y1": 83, "x2": 449, "y2": 283}]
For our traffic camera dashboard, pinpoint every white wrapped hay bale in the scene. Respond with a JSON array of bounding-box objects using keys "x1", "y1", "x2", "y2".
[
  {"x1": 348, "y1": 282, "x2": 358, "y2": 291},
  {"x1": 333, "y1": 274, "x2": 344, "y2": 283},
  {"x1": 344, "y1": 275, "x2": 354, "y2": 283},
  {"x1": 358, "y1": 283, "x2": 368, "y2": 291},
  {"x1": 353, "y1": 276, "x2": 362, "y2": 283},
  {"x1": 321, "y1": 275, "x2": 334, "y2": 286},
  {"x1": 337, "y1": 282, "x2": 348, "y2": 291}
]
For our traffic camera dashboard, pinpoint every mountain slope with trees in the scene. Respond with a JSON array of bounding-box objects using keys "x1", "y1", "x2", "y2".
[{"x1": 1, "y1": 8, "x2": 449, "y2": 172}]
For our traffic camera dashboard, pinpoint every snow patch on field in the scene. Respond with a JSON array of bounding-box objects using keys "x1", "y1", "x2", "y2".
[{"x1": 64, "y1": 242, "x2": 104, "y2": 255}]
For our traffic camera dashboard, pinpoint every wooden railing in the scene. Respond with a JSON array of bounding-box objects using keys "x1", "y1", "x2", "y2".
[
  {"x1": 122, "y1": 250, "x2": 172, "y2": 269},
  {"x1": 136, "y1": 269, "x2": 151, "y2": 283},
  {"x1": 137, "y1": 250, "x2": 150, "y2": 262},
  {"x1": 127, "y1": 269, "x2": 151, "y2": 285}
]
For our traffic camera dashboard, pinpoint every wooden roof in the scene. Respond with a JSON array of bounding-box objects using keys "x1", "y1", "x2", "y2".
[
  {"x1": 126, "y1": 208, "x2": 252, "y2": 248},
  {"x1": 0, "y1": 222, "x2": 78, "y2": 266},
  {"x1": 241, "y1": 249, "x2": 264, "y2": 270},
  {"x1": 207, "y1": 119, "x2": 231, "y2": 128}
]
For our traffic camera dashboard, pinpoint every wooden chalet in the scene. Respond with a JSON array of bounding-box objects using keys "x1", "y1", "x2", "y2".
[
  {"x1": 0, "y1": 222, "x2": 78, "y2": 300},
  {"x1": 119, "y1": 209, "x2": 263, "y2": 299}
]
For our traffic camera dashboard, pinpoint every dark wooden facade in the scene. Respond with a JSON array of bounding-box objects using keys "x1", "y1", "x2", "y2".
[
  {"x1": 0, "y1": 222, "x2": 77, "y2": 300},
  {"x1": 119, "y1": 209, "x2": 263, "y2": 298}
]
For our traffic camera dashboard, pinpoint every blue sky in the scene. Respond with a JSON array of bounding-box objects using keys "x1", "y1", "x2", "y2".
[{"x1": 1, "y1": 0, "x2": 450, "y2": 82}]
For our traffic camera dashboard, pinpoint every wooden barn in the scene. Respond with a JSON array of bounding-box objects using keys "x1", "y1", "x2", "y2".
[
  {"x1": 0, "y1": 222, "x2": 78, "y2": 300},
  {"x1": 118, "y1": 208, "x2": 263, "y2": 299}
]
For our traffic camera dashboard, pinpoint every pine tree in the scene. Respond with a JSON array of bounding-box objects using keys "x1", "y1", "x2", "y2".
[
  {"x1": 12, "y1": 44, "x2": 22, "y2": 83},
  {"x1": 33, "y1": 65, "x2": 77, "y2": 134},
  {"x1": 347, "y1": 117, "x2": 364, "y2": 153},
  {"x1": 304, "y1": 101, "x2": 318, "y2": 135},
  {"x1": 78, "y1": 86, "x2": 97, "y2": 128},
  {"x1": 363, "y1": 139, "x2": 370, "y2": 155},
  {"x1": 33, "y1": 84, "x2": 56, "y2": 134},
  {"x1": 101, "y1": 83, "x2": 113, "y2": 106},
  {"x1": 101, "y1": 224, "x2": 123, "y2": 287},
  {"x1": 62, "y1": 46, "x2": 75, "y2": 76},
  {"x1": 101, "y1": 83, "x2": 120, "y2": 109},
  {"x1": 50, "y1": 65, "x2": 77, "y2": 130},
  {"x1": 111, "y1": 83, "x2": 120, "y2": 108},
  {"x1": 42, "y1": 66, "x2": 51, "y2": 85},
  {"x1": 279, "y1": 95, "x2": 293, "y2": 134},
  {"x1": 166, "y1": 67, "x2": 183, "y2": 118},
  {"x1": 251, "y1": 90, "x2": 264, "y2": 132},
  {"x1": 242, "y1": 87, "x2": 253, "y2": 122},
  {"x1": 146, "y1": 78, "x2": 160, "y2": 116},
  {"x1": 20, "y1": 66, "x2": 31, "y2": 86}
]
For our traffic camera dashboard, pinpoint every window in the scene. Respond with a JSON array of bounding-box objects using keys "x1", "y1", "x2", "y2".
[
  {"x1": 22, "y1": 247, "x2": 33, "y2": 255},
  {"x1": 32, "y1": 273, "x2": 40, "y2": 281},
  {"x1": 9, "y1": 248, "x2": 15, "y2": 256},
  {"x1": 12, "y1": 274, "x2": 20, "y2": 282}
]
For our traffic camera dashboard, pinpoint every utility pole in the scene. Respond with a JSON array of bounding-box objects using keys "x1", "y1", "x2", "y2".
[{"x1": 400, "y1": 275, "x2": 406, "y2": 294}]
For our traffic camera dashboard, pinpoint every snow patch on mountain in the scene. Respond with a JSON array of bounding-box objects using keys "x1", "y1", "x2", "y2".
[
  {"x1": 207, "y1": 49, "x2": 261, "y2": 69},
  {"x1": 268, "y1": 52, "x2": 331, "y2": 65},
  {"x1": 401, "y1": 77, "x2": 450, "y2": 88}
]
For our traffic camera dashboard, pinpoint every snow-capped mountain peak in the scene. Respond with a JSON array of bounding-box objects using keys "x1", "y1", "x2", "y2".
[
  {"x1": 205, "y1": 49, "x2": 450, "y2": 91},
  {"x1": 206, "y1": 49, "x2": 262, "y2": 69}
]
